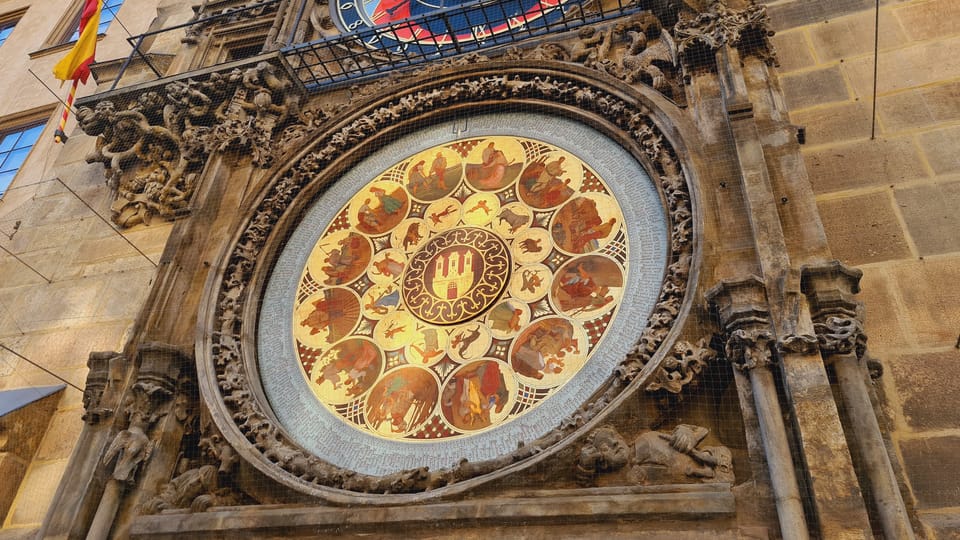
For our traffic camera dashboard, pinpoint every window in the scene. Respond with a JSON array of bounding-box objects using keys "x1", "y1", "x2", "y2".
[
  {"x1": 0, "y1": 20, "x2": 15, "y2": 47},
  {"x1": 0, "y1": 9, "x2": 25, "y2": 47},
  {"x1": 66, "y1": 0, "x2": 124, "y2": 42},
  {"x1": 0, "y1": 123, "x2": 44, "y2": 197}
]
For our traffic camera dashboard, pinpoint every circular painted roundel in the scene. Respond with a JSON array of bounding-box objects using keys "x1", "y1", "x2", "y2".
[
  {"x1": 332, "y1": 0, "x2": 573, "y2": 53},
  {"x1": 289, "y1": 135, "x2": 628, "y2": 441}
]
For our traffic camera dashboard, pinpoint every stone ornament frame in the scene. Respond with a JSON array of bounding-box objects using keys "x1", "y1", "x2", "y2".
[{"x1": 197, "y1": 63, "x2": 699, "y2": 503}]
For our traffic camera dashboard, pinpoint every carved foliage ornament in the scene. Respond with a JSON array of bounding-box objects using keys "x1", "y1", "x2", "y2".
[
  {"x1": 724, "y1": 327, "x2": 775, "y2": 371},
  {"x1": 814, "y1": 316, "x2": 866, "y2": 358},
  {"x1": 674, "y1": 0, "x2": 776, "y2": 68},
  {"x1": 206, "y1": 70, "x2": 694, "y2": 495}
]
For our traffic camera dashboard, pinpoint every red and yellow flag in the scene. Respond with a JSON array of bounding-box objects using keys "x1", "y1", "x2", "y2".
[{"x1": 52, "y1": 0, "x2": 103, "y2": 83}]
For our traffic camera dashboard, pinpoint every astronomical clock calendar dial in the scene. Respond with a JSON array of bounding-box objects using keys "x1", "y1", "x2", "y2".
[
  {"x1": 332, "y1": 0, "x2": 573, "y2": 53},
  {"x1": 291, "y1": 135, "x2": 628, "y2": 440}
]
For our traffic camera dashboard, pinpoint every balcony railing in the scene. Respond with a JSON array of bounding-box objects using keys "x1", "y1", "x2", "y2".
[{"x1": 108, "y1": 0, "x2": 643, "y2": 93}]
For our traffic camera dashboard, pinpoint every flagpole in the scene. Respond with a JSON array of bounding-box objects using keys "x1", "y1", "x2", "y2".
[{"x1": 55, "y1": 79, "x2": 80, "y2": 144}]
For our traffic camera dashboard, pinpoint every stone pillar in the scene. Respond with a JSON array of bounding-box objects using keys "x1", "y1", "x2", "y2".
[
  {"x1": 803, "y1": 262, "x2": 916, "y2": 540},
  {"x1": 707, "y1": 277, "x2": 809, "y2": 540},
  {"x1": 714, "y1": 42, "x2": 873, "y2": 539},
  {"x1": 86, "y1": 343, "x2": 189, "y2": 540}
]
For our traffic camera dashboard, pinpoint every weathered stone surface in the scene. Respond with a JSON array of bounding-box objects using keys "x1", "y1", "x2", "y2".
[
  {"x1": 769, "y1": 31, "x2": 815, "y2": 72},
  {"x1": 917, "y1": 125, "x2": 960, "y2": 176},
  {"x1": 842, "y1": 36, "x2": 960, "y2": 97},
  {"x1": 895, "y1": 180, "x2": 960, "y2": 255},
  {"x1": 781, "y1": 66, "x2": 850, "y2": 110},
  {"x1": 0, "y1": 453, "x2": 27, "y2": 523},
  {"x1": 790, "y1": 101, "x2": 873, "y2": 145},
  {"x1": 764, "y1": 0, "x2": 877, "y2": 31},
  {"x1": 894, "y1": 0, "x2": 960, "y2": 41},
  {"x1": 807, "y1": 8, "x2": 906, "y2": 63},
  {"x1": 32, "y1": 411, "x2": 83, "y2": 462},
  {"x1": 919, "y1": 512, "x2": 960, "y2": 540},
  {"x1": 900, "y1": 436, "x2": 960, "y2": 509},
  {"x1": 817, "y1": 192, "x2": 912, "y2": 265},
  {"x1": 877, "y1": 81, "x2": 960, "y2": 132},
  {"x1": 804, "y1": 137, "x2": 928, "y2": 193},
  {"x1": 889, "y1": 350, "x2": 960, "y2": 430},
  {"x1": 888, "y1": 257, "x2": 960, "y2": 348},
  {"x1": 130, "y1": 485, "x2": 737, "y2": 538},
  {"x1": 858, "y1": 267, "x2": 907, "y2": 352},
  {"x1": 7, "y1": 460, "x2": 66, "y2": 525}
]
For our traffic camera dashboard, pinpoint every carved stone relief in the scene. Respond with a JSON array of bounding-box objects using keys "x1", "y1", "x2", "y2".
[
  {"x1": 575, "y1": 424, "x2": 733, "y2": 487},
  {"x1": 76, "y1": 61, "x2": 303, "y2": 228},
  {"x1": 674, "y1": 0, "x2": 776, "y2": 69},
  {"x1": 200, "y1": 69, "x2": 697, "y2": 497}
]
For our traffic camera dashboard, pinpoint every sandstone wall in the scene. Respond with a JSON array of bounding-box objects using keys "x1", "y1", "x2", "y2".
[
  {"x1": 0, "y1": 0, "x2": 171, "y2": 532},
  {"x1": 769, "y1": 0, "x2": 960, "y2": 536}
]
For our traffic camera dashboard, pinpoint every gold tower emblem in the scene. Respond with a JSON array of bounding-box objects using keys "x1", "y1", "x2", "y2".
[{"x1": 403, "y1": 228, "x2": 510, "y2": 325}]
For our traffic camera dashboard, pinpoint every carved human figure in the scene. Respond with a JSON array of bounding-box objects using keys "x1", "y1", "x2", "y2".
[
  {"x1": 629, "y1": 424, "x2": 733, "y2": 485},
  {"x1": 575, "y1": 425, "x2": 631, "y2": 485}
]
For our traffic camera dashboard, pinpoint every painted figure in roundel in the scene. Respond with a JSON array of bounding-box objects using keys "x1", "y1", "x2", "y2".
[
  {"x1": 354, "y1": 181, "x2": 409, "y2": 235},
  {"x1": 510, "y1": 317, "x2": 583, "y2": 383},
  {"x1": 296, "y1": 288, "x2": 361, "y2": 347},
  {"x1": 518, "y1": 152, "x2": 581, "y2": 209},
  {"x1": 551, "y1": 195, "x2": 620, "y2": 254},
  {"x1": 464, "y1": 138, "x2": 524, "y2": 191},
  {"x1": 309, "y1": 231, "x2": 372, "y2": 286},
  {"x1": 311, "y1": 337, "x2": 384, "y2": 404},
  {"x1": 365, "y1": 367, "x2": 439, "y2": 436},
  {"x1": 441, "y1": 360, "x2": 514, "y2": 431},
  {"x1": 406, "y1": 147, "x2": 462, "y2": 201},
  {"x1": 551, "y1": 255, "x2": 624, "y2": 317}
]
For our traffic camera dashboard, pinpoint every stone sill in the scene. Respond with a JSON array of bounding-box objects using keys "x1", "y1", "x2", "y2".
[{"x1": 130, "y1": 484, "x2": 736, "y2": 538}]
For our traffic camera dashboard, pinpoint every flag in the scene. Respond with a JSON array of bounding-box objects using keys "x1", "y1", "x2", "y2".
[{"x1": 52, "y1": 0, "x2": 104, "y2": 83}]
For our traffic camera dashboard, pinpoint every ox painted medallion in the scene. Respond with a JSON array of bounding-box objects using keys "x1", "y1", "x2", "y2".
[{"x1": 291, "y1": 135, "x2": 629, "y2": 441}]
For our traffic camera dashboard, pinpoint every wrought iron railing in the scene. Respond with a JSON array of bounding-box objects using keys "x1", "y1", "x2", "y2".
[
  {"x1": 106, "y1": 0, "x2": 642, "y2": 93},
  {"x1": 281, "y1": 0, "x2": 643, "y2": 90}
]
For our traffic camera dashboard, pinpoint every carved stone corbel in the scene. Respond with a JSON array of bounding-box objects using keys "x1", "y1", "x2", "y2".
[
  {"x1": 801, "y1": 261, "x2": 866, "y2": 361},
  {"x1": 674, "y1": 0, "x2": 776, "y2": 70},
  {"x1": 83, "y1": 351, "x2": 124, "y2": 425},
  {"x1": 75, "y1": 59, "x2": 304, "y2": 228}
]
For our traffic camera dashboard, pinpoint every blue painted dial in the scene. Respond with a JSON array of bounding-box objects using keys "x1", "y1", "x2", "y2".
[{"x1": 332, "y1": 0, "x2": 573, "y2": 53}]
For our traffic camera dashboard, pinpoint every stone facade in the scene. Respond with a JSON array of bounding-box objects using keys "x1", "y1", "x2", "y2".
[{"x1": 0, "y1": 0, "x2": 956, "y2": 538}]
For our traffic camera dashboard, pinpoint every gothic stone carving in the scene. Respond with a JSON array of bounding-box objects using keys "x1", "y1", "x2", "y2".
[
  {"x1": 76, "y1": 61, "x2": 302, "y2": 228},
  {"x1": 725, "y1": 327, "x2": 775, "y2": 372},
  {"x1": 815, "y1": 316, "x2": 866, "y2": 359},
  {"x1": 102, "y1": 345, "x2": 189, "y2": 484},
  {"x1": 182, "y1": 1, "x2": 282, "y2": 44},
  {"x1": 502, "y1": 12, "x2": 684, "y2": 103},
  {"x1": 83, "y1": 351, "x2": 122, "y2": 425},
  {"x1": 645, "y1": 337, "x2": 716, "y2": 395},
  {"x1": 204, "y1": 69, "x2": 696, "y2": 496},
  {"x1": 576, "y1": 424, "x2": 733, "y2": 487},
  {"x1": 674, "y1": 0, "x2": 776, "y2": 69}
]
